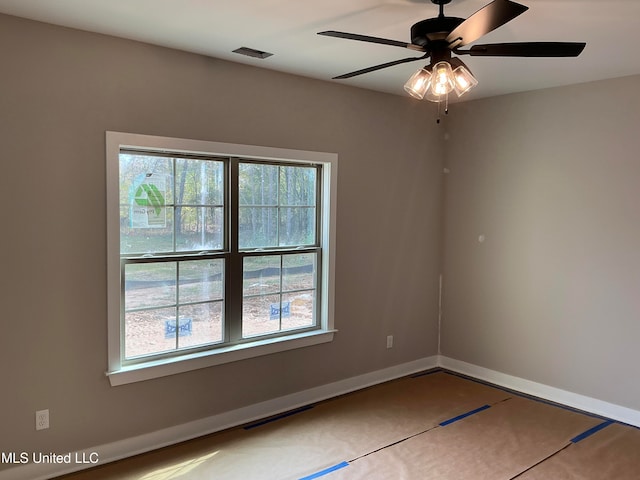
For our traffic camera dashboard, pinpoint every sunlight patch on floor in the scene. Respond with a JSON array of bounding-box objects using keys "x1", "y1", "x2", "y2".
[{"x1": 138, "y1": 451, "x2": 219, "y2": 480}]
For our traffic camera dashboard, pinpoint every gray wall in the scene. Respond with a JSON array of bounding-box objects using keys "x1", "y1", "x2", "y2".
[
  {"x1": 0, "y1": 14, "x2": 442, "y2": 461},
  {"x1": 442, "y1": 75, "x2": 640, "y2": 410}
]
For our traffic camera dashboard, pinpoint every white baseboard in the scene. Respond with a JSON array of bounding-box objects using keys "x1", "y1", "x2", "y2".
[
  {"x1": 438, "y1": 355, "x2": 640, "y2": 428},
  {"x1": 0, "y1": 356, "x2": 439, "y2": 480}
]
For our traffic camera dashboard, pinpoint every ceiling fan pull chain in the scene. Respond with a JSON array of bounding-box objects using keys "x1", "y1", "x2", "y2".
[{"x1": 436, "y1": 93, "x2": 449, "y2": 124}]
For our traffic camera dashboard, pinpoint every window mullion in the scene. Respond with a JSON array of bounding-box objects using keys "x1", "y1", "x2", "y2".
[
  {"x1": 175, "y1": 261, "x2": 180, "y2": 350},
  {"x1": 172, "y1": 157, "x2": 178, "y2": 253},
  {"x1": 315, "y1": 164, "x2": 322, "y2": 247},
  {"x1": 277, "y1": 165, "x2": 281, "y2": 248},
  {"x1": 227, "y1": 158, "x2": 243, "y2": 343},
  {"x1": 279, "y1": 254, "x2": 284, "y2": 331}
]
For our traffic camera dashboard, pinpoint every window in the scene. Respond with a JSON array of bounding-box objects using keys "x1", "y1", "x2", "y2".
[{"x1": 106, "y1": 133, "x2": 337, "y2": 385}]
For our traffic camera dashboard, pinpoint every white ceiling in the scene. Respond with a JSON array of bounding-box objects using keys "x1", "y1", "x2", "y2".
[{"x1": 1, "y1": 0, "x2": 639, "y2": 101}]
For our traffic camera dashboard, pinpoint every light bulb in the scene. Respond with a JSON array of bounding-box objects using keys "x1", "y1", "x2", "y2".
[{"x1": 430, "y1": 61, "x2": 454, "y2": 97}]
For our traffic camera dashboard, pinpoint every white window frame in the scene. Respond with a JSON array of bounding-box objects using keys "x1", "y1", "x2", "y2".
[{"x1": 106, "y1": 132, "x2": 337, "y2": 386}]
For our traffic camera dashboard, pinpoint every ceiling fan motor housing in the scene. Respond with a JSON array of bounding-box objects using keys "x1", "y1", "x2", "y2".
[{"x1": 410, "y1": 17, "x2": 464, "y2": 46}]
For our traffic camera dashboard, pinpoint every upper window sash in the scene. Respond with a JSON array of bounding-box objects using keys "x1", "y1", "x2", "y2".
[{"x1": 119, "y1": 151, "x2": 228, "y2": 256}]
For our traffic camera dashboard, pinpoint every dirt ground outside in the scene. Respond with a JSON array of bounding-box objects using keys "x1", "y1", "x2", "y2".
[{"x1": 124, "y1": 274, "x2": 315, "y2": 359}]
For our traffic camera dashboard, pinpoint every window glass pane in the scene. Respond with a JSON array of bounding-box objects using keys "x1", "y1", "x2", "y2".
[
  {"x1": 241, "y1": 253, "x2": 317, "y2": 338},
  {"x1": 179, "y1": 259, "x2": 224, "y2": 303},
  {"x1": 279, "y1": 207, "x2": 316, "y2": 246},
  {"x1": 239, "y1": 163, "x2": 278, "y2": 206},
  {"x1": 239, "y1": 207, "x2": 277, "y2": 248},
  {"x1": 120, "y1": 154, "x2": 174, "y2": 255},
  {"x1": 280, "y1": 166, "x2": 316, "y2": 206},
  {"x1": 243, "y1": 256, "x2": 280, "y2": 296},
  {"x1": 177, "y1": 302, "x2": 223, "y2": 348},
  {"x1": 176, "y1": 206, "x2": 223, "y2": 251},
  {"x1": 242, "y1": 294, "x2": 281, "y2": 338},
  {"x1": 282, "y1": 253, "x2": 316, "y2": 291},
  {"x1": 119, "y1": 154, "x2": 225, "y2": 255},
  {"x1": 175, "y1": 158, "x2": 224, "y2": 205},
  {"x1": 125, "y1": 263, "x2": 177, "y2": 310},
  {"x1": 119, "y1": 154, "x2": 174, "y2": 206},
  {"x1": 239, "y1": 163, "x2": 318, "y2": 249},
  {"x1": 121, "y1": 206, "x2": 175, "y2": 254},
  {"x1": 281, "y1": 291, "x2": 315, "y2": 330},
  {"x1": 239, "y1": 163, "x2": 278, "y2": 249},
  {"x1": 125, "y1": 306, "x2": 177, "y2": 359}
]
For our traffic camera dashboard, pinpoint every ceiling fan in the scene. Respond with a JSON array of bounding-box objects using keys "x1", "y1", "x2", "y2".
[{"x1": 318, "y1": 0, "x2": 586, "y2": 103}]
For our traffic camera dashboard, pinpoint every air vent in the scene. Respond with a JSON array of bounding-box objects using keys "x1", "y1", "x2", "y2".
[{"x1": 232, "y1": 47, "x2": 273, "y2": 59}]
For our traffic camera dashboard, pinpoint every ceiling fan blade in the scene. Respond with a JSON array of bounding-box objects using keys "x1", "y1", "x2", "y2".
[
  {"x1": 446, "y1": 0, "x2": 529, "y2": 48},
  {"x1": 333, "y1": 55, "x2": 429, "y2": 79},
  {"x1": 463, "y1": 42, "x2": 586, "y2": 57},
  {"x1": 318, "y1": 30, "x2": 426, "y2": 52}
]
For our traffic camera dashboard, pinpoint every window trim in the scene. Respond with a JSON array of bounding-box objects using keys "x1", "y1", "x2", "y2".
[{"x1": 106, "y1": 132, "x2": 337, "y2": 386}]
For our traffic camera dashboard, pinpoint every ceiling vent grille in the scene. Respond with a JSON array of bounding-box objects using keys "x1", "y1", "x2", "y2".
[{"x1": 232, "y1": 47, "x2": 273, "y2": 59}]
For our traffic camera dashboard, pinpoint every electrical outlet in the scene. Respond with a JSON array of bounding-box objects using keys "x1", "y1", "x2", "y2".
[
  {"x1": 386, "y1": 335, "x2": 393, "y2": 349},
  {"x1": 35, "y1": 409, "x2": 49, "y2": 431}
]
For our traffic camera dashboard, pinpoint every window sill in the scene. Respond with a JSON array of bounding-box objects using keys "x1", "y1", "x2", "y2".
[{"x1": 106, "y1": 329, "x2": 337, "y2": 386}]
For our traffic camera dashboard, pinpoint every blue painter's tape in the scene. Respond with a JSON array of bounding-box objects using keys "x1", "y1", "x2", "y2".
[
  {"x1": 570, "y1": 420, "x2": 614, "y2": 443},
  {"x1": 299, "y1": 461, "x2": 349, "y2": 480},
  {"x1": 439, "y1": 404, "x2": 491, "y2": 427},
  {"x1": 244, "y1": 405, "x2": 314, "y2": 430}
]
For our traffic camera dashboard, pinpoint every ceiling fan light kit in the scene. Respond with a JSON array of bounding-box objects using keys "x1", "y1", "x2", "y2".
[{"x1": 319, "y1": 0, "x2": 586, "y2": 122}]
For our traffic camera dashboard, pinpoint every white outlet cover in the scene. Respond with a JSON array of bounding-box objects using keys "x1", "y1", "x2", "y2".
[{"x1": 35, "y1": 409, "x2": 49, "y2": 430}]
